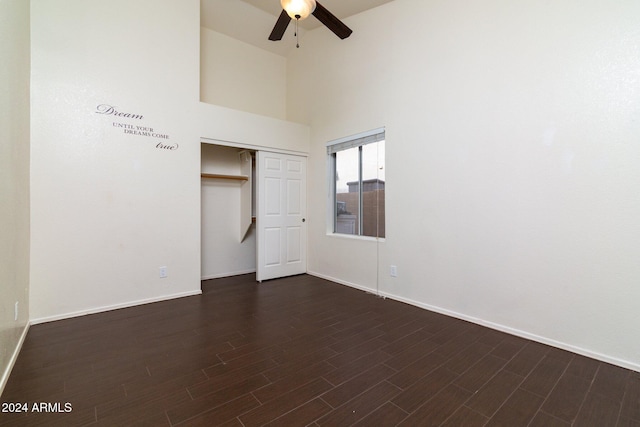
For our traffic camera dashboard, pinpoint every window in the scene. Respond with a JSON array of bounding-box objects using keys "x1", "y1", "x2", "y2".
[{"x1": 327, "y1": 128, "x2": 385, "y2": 238}]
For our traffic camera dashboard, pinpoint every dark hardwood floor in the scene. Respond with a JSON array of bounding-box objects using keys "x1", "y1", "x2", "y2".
[{"x1": 1, "y1": 274, "x2": 638, "y2": 426}]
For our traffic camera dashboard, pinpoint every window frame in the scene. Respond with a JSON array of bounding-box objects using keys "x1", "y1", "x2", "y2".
[{"x1": 326, "y1": 127, "x2": 385, "y2": 239}]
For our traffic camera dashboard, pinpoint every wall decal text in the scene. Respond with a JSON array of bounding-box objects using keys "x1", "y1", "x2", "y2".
[
  {"x1": 95, "y1": 104, "x2": 177, "y2": 150},
  {"x1": 95, "y1": 104, "x2": 143, "y2": 119}
]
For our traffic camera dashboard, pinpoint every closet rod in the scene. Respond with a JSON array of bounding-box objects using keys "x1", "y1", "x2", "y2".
[{"x1": 200, "y1": 173, "x2": 248, "y2": 181}]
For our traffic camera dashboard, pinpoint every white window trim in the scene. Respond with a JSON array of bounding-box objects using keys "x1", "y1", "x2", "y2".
[{"x1": 326, "y1": 127, "x2": 386, "y2": 153}]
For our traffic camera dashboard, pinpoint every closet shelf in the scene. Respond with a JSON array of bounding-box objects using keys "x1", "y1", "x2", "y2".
[{"x1": 201, "y1": 173, "x2": 249, "y2": 181}]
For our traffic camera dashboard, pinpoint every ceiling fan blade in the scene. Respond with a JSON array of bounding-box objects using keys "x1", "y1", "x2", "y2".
[
  {"x1": 312, "y1": 1, "x2": 353, "y2": 39},
  {"x1": 269, "y1": 9, "x2": 291, "y2": 41}
]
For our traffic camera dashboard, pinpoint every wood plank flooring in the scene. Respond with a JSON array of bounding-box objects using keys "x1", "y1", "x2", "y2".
[{"x1": 1, "y1": 274, "x2": 638, "y2": 426}]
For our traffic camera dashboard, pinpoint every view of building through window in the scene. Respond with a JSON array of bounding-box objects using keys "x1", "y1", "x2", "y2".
[{"x1": 334, "y1": 138, "x2": 385, "y2": 238}]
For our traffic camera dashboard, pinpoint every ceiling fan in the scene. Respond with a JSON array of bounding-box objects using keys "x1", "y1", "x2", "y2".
[{"x1": 269, "y1": 0, "x2": 352, "y2": 46}]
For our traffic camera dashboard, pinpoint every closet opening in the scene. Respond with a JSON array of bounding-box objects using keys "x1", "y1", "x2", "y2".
[{"x1": 201, "y1": 143, "x2": 256, "y2": 280}]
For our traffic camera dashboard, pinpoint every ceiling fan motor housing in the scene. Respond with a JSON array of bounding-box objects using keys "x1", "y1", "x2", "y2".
[{"x1": 281, "y1": 0, "x2": 316, "y2": 20}]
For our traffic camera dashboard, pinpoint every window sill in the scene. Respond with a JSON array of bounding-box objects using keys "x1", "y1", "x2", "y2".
[{"x1": 326, "y1": 233, "x2": 385, "y2": 243}]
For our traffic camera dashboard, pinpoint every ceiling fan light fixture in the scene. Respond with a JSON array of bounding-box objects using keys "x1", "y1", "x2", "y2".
[{"x1": 280, "y1": 0, "x2": 316, "y2": 20}]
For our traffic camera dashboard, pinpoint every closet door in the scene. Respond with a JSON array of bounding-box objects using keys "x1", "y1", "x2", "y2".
[{"x1": 256, "y1": 151, "x2": 307, "y2": 282}]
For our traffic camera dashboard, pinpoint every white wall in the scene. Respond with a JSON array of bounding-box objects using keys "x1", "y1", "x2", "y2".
[
  {"x1": 0, "y1": 0, "x2": 31, "y2": 394},
  {"x1": 291, "y1": 0, "x2": 640, "y2": 370},
  {"x1": 199, "y1": 102, "x2": 309, "y2": 153},
  {"x1": 201, "y1": 144, "x2": 256, "y2": 279},
  {"x1": 30, "y1": 0, "x2": 202, "y2": 322},
  {"x1": 201, "y1": 27, "x2": 287, "y2": 120}
]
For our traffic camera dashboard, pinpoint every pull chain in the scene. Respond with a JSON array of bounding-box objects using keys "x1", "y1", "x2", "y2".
[{"x1": 295, "y1": 15, "x2": 300, "y2": 48}]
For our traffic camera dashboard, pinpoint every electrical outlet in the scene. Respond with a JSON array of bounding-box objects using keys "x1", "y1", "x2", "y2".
[
  {"x1": 390, "y1": 265, "x2": 398, "y2": 277},
  {"x1": 14, "y1": 301, "x2": 19, "y2": 321},
  {"x1": 159, "y1": 266, "x2": 168, "y2": 278}
]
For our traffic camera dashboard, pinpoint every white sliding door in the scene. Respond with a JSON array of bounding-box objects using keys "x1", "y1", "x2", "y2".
[{"x1": 256, "y1": 151, "x2": 307, "y2": 281}]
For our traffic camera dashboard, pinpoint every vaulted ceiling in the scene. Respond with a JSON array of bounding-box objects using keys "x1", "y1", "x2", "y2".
[{"x1": 201, "y1": 0, "x2": 396, "y2": 56}]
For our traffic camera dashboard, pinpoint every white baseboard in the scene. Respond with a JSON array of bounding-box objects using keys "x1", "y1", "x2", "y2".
[
  {"x1": 0, "y1": 322, "x2": 30, "y2": 397},
  {"x1": 30, "y1": 290, "x2": 202, "y2": 325},
  {"x1": 201, "y1": 269, "x2": 256, "y2": 281},
  {"x1": 307, "y1": 271, "x2": 378, "y2": 294},
  {"x1": 306, "y1": 270, "x2": 640, "y2": 373}
]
